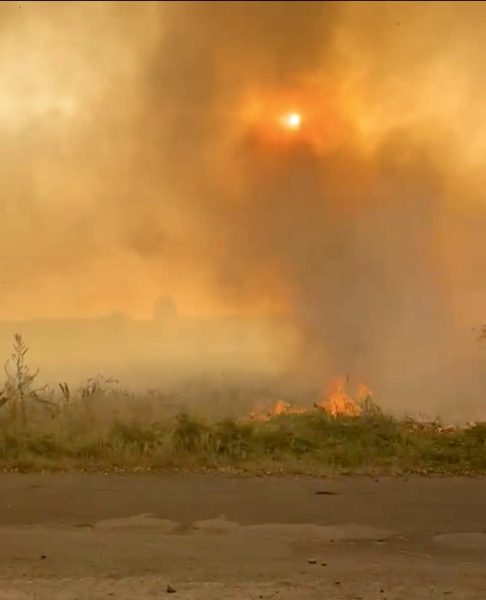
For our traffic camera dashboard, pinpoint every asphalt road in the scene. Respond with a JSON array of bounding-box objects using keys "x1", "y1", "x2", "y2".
[{"x1": 0, "y1": 474, "x2": 484, "y2": 599}]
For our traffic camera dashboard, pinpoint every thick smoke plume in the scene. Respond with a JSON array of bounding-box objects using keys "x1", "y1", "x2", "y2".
[{"x1": 1, "y1": 1, "x2": 486, "y2": 418}]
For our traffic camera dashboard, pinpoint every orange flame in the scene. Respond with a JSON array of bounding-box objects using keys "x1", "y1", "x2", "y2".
[
  {"x1": 250, "y1": 399, "x2": 307, "y2": 421},
  {"x1": 272, "y1": 400, "x2": 307, "y2": 417},
  {"x1": 356, "y1": 382, "x2": 373, "y2": 403},
  {"x1": 250, "y1": 377, "x2": 371, "y2": 421},
  {"x1": 316, "y1": 377, "x2": 363, "y2": 417}
]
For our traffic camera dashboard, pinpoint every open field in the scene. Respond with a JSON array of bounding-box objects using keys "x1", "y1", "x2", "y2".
[{"x1": 0, "y1": 474, "x2": 484, "y2": 599}]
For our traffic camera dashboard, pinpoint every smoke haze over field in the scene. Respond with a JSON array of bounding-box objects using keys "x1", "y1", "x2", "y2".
[{"x1": 1, "y1": 1, "x2": 486, "y2": 419}]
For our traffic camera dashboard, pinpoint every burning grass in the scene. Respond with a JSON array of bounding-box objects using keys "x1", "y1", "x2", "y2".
[{"x1": 0, "y1": 335, "x2": 484, "y2": 475}]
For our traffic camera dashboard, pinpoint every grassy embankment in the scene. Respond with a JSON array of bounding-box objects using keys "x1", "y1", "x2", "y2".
[
  {"x1": 1, "y1": 409, "x2": 485, "y2": 475},
  {"x1": 0, "y1": 335, "x2": 484, "y2": 475}
]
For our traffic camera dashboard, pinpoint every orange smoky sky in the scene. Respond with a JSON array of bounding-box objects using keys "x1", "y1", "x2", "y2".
[{"x1": 1, "y1": 1, "x2": 486, "y2": 417}]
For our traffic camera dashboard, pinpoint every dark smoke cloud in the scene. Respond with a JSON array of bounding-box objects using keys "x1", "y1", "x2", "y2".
[{"x1": 1, "y1": 1, "x2": 485, "y2": 418}]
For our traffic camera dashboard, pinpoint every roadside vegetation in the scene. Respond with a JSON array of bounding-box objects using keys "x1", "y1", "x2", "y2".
[{"x1": 0, "y1": 334, "x2": 484, "y2": 475}]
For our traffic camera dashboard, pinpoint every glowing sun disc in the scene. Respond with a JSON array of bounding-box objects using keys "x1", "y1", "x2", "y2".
[{"x1": 281, "y1": 112, "x2": 302, "y2": 130}]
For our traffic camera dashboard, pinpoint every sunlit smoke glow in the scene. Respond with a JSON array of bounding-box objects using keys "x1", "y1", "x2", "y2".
[
  {"x1": 0, "y1": 2, "x2": 485, "y2": 420},
  {"x1": 280, "y1": 112, "x2": 302, "y2": 130}
]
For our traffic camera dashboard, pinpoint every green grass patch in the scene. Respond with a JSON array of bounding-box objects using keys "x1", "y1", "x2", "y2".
[{"x1": 0, "y1": 409, "x2": 484, "y2": 475}]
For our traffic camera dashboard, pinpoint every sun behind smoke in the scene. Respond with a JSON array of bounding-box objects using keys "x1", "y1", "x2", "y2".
[{"x1": 280, "y1": 112, "x2": 302, "y2": 130}]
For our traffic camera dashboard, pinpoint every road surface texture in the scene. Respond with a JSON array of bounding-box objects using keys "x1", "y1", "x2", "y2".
[{"x1": 0, "y1": 474, "x2": 484, "y2": 599}]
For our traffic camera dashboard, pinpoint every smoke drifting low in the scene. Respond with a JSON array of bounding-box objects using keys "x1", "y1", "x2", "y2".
[{"x1": 1, "y1": 1, "x2": 486, "y2": 418}]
